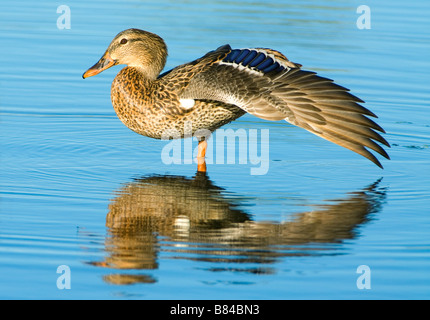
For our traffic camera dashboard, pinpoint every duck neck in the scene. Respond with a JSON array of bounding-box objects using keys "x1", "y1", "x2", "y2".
[
  {"x1": 132, "y1": 64, "x2": 162, "y2": 81},
  {"x1": 130, "y1": 46, "x2": 167, "y2": 81}
]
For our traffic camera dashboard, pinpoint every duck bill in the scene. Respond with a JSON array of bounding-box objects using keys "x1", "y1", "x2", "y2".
[{"x1": 82, "y1": 51, "x2": 117, "y2": 79}]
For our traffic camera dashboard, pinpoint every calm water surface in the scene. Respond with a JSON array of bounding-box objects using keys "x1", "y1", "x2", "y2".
[{"x1": 0, "y1": 0, "x2": 429, "y2": 299}]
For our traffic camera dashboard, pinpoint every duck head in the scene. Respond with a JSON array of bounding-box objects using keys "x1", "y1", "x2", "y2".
[{"x1": 82, "y1": 28, "x2": 168, "y2": 80}]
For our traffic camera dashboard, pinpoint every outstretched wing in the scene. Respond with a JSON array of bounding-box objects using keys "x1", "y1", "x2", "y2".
[{"x1": 167, "y1": 45, "x2": 390, "y2": 168}]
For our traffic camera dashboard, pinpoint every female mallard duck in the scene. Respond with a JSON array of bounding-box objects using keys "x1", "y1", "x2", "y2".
[{"x1": 83, "y1": 28, "x2": 390, "y2": 171}]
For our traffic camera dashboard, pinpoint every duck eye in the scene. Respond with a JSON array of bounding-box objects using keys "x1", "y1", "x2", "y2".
[{"x1": 120, "y1": 38, "x2": 128, "y2": 45}]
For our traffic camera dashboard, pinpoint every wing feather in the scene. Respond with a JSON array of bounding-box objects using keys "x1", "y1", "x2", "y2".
[{"x1": 167, "y1": 45, "x2": 390, "y2": 167}]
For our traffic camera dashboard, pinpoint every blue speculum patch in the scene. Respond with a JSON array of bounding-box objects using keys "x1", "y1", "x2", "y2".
[{"x1": 224, "y1": 49, "x2": 285, "y2": 73}]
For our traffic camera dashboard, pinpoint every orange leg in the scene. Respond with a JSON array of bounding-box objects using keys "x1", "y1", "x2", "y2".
[{"x1": 197, "y1": 140, "x2": 207, "y2": 172}]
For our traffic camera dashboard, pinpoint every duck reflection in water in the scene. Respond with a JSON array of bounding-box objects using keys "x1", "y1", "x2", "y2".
[{"x1": 89, "y1": 173, "x2": 386, "y2": 285}]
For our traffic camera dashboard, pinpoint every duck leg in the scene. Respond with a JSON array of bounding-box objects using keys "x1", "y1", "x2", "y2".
[{"x1": 197, "y1": 140, "x2": 207, "y2": 172}]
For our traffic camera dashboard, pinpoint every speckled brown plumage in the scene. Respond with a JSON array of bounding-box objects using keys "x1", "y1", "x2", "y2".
[
  {"x1": 111, "y1": 66, "x2": 245, "y2": 140},
  {"x1": 83, "y1": 28, "x2": 390, "y2": 168}
]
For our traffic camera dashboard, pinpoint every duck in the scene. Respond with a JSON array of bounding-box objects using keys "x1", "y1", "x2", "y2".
[{"x1": 83, "y1": 28, "x2": 390, "y2": 171}]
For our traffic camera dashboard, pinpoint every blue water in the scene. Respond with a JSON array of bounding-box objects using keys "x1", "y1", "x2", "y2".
[{"x1": 1, "y1": 0, "x2": 429, "y2": 299}]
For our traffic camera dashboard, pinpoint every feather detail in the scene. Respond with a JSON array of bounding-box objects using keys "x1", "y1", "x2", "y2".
[{"x1": 174, "y1": 45, "x2": 390, "y2": 167}]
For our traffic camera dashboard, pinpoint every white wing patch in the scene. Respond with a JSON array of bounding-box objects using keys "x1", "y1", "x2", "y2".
[{"x1": 180, "y1": 98, "x2": 195, "y2": 109}]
